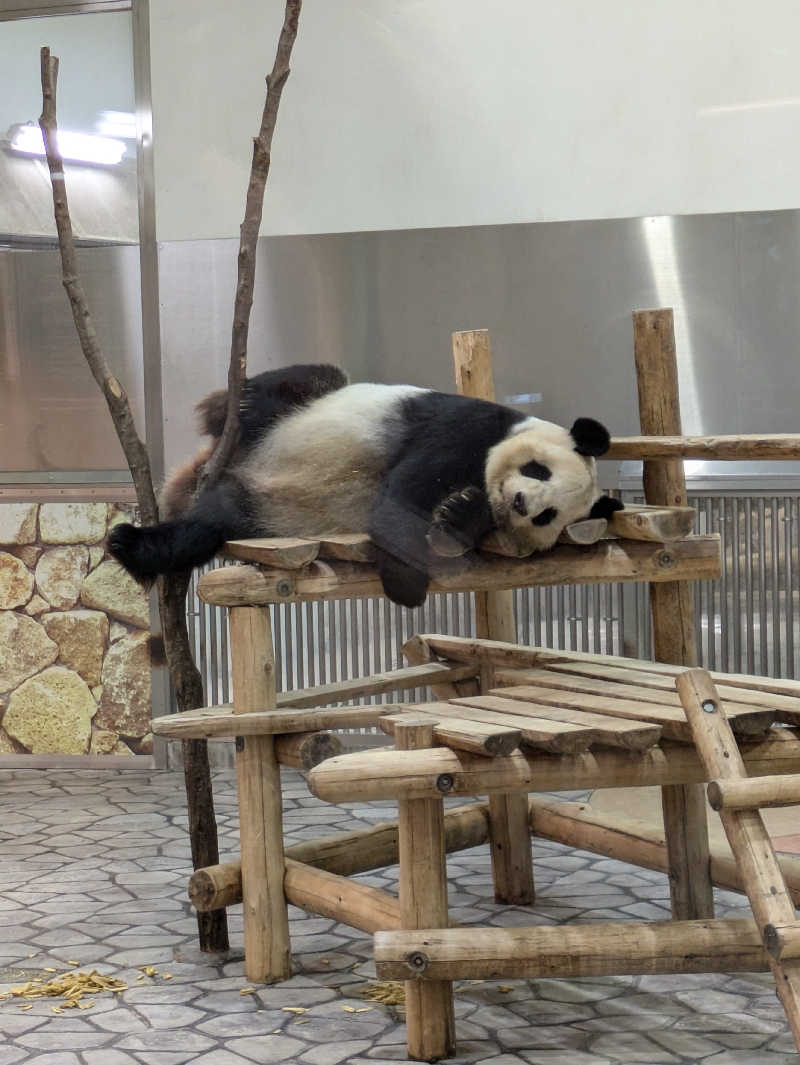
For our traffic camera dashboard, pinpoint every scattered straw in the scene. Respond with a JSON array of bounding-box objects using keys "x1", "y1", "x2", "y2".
[
  {"x1": 0, "y1": 969, "x2": 127, "y2": 1011},
  {"x1": 360, "y1": 981, "x2": 406, "y2": 1006}
]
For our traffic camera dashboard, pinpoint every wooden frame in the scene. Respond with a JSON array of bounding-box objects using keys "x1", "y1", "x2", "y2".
[{"x1": 149, "y1": 310, "x2": 800, "y2": 1060}]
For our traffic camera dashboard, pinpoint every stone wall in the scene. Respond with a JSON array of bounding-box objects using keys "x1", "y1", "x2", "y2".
[{"x1": 0, "y1": 502, "x2": 152, "y2": 757}]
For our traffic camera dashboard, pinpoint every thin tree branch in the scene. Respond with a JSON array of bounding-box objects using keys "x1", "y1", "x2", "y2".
[
  {"x1": 199, "y1": 0, "x2": 302, "y2": 492},
  {"x1": 39, "y1": 47, "x2": 158, "y2": 524},
  {"x1": 39, "y1": 45, "x2": 229, "y2": 953}
]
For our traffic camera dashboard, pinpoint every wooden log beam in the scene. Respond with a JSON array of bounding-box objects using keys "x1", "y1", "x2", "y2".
[
  {"x1": 374, "y1": 918, "x2": 770, "y2": 982},
  {"x1": 196, "y1": 536, "x2": 721, "y2": 606},
  {"x1": 274, "y1": 731, "x2": 342, "y2": 771},
  {"x1": 152, "y1": 703, "x2": 390, "y2": 740},
  {"x1": 607, "y1": 434, "x2": 800, "y2": 461},
  {"x1": 707, "y1": 774, "x2": 800, "y2": 812},
  {"x1": 395, "y1": 717, "x2": 455, "y2": 1061},
  {"x1": 527, "y1": 797, "x2": 800, "y2": 906},
  {"x1": 764, "y1": 923, "x2": 800, "y2": 961},
  {"x1": 230, "y1": 606, "x2": 290, "y2": 983},
  {"x1": 678, "y1": 668, "x2": 800, "y2": 1049},
  {"x1": 307, "y1": 730, "x2": 800, "y2": 804},
  {"x1": 284, "y1": 858, "x2": 400, "y2": 933},
  {"x1": 633, "y1": 307, "x2": 713, "y2": 923},
  {"x1": 188, "y1": 801, "x2": 491, "y2": 911},
  {"x1": 380, "y1": 711, "x2": 522, "y2": 757},
  {"x1": 607, "y1": 504, "x2": 696, "y2": 543}
]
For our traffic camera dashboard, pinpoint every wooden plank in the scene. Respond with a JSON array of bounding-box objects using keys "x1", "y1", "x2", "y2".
[
  {"x1": 274, "y1": 660, "x2": 480, "y2": 708},
  {"x1": 380, "y1": 711, "x2": 521, "y2": 757},
  {"x1": 222, "y1": 536, "x2": 319, "y2": 568},
  {"x1": 230, "y1": 606, "x2": 290, "y2": 984},
  {"x1": 395, "y1": 718, "x2": 455, "y2": 1061},
  {"x1": 317, "y1": 533, "x2": 376, "y2": 563},
  {"x1": 374, "y1": 919, "x2": 770, "y2": 982},
  {"x1": 153, "y1": 703, "x2": 390, "y2": 739},
  {"x1": 558, "y1": 518, "x2": 609, "y2": 545},
  {"x1": 606, "y1": 434, "x2": 800, "y2": 461},
  {"x1": 677, "y1": 668, "x2": 800, "y2": 1051},
  {"x1": 544, "y1": 660, "x2": 800, "y2": 720},
  {"x1": 447, "y1": 696, "x2": 601, "y2": 753},
  {"x1": 403, "y1": 634, "x2": 480, "y2": 700},
  {"x1": 489, "y1": 644, "x2": 800, "y2": 699},
  {"x1": 494, "y1": 683, "x2": 762, "y2": 744},
  {"x1": 307, "y1": 729, "x2": 800, "y2": 804},
  {"x1": 459, "y1": 696, "x2": 661, "y2": 751},
  {"x1": 608, "y1": 503, "x2": 696, "y2": 542},
  {"x1": 197, "y1": 536, "x2": 722, "y2": 605},
  {"x1": 497, "y1": 674, "x2": 775, "y2": 738}
]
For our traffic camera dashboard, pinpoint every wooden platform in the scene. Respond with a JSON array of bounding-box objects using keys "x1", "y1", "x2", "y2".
[{"x1": 198, "y1": 532, "x2": 721, "y2": 606}]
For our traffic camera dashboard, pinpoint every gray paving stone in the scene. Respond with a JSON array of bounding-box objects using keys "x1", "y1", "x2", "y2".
[
  {"x1": 228, "y1": 1034, "x2": 309, "y2": 1063},
  {"x1": 131, "y1": 1003, "x2": 207, "y2": 1028},
  {"x1": 588, "y1": 1031, "x2": 681, "y2": 1062},
  {"x1": 299, "y1": 1039, "x2": 373, "y2": 1064}
]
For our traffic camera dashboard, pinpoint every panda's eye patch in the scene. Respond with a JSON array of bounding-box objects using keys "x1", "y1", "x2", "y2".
[
  {"x1": 520, "y1": 459, "x2": 551, "y2": 481},
  {"x1": 531, "y1": 507, "x2": 558, "y2": 527}
]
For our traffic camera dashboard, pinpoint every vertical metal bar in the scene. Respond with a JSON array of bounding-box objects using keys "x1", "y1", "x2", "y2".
[
  {"x1": 745, "y1": 500, "x2": 755, "y2": 674},
  {"x1": 758, "y1": 497, "x2": 768, "y2": 675},
  {"x1": 771, "y1": 497, "x2": 781, "y2": 678},
  {"x1": 731, "y1": 496, "x2": 742, "y2": 672},
  {"x1": 787, "y1": 497, "x2": 796, "y2": 679}
]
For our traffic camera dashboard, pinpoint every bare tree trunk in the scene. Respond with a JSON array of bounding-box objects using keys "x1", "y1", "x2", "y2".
[
  {"x1": 200, "y1": 0, "x2": 302, "y2": 492},
  {"x1": 39, "y1": 47, "x2": 228, "y2": 952},
  {"x1": 38, "y1": 0, "x2": 303, "y2": 956}
]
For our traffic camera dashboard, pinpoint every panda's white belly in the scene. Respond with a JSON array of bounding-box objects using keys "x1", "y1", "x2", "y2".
[{"x1": 237, "y1": 382, "x2": 426, "y2": 537}]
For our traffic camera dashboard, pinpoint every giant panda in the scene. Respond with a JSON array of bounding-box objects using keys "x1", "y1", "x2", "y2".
[{"x1": 108, "y1": 363, "x2": 622, "y2": 608}]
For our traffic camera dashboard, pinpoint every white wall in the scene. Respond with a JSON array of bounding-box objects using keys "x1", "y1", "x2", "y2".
[{"x1": 149, "y1": 0, "x2": 800, "y2": 241}]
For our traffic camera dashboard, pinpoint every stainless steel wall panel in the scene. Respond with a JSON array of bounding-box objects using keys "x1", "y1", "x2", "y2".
[
  {"x1": 0, "y1": 245, "x2": 144, "y2": 471},
  {"x1": 158, "y1": 211, "x2": 800, "y2": 480}
]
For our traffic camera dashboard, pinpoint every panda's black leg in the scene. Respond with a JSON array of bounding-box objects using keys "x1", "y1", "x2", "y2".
[
  {"x1": 108, "y1": 475, "x2": 256, "y2": 581},
  {"x1": 427, "y1": 485, "x2": 494, "y2": 557},
  {"x1": 373, "y1": 547, "x2": 430, "y2": 610}
]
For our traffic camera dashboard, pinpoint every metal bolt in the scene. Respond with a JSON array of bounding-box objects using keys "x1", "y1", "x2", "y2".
[
  {"x1": 407, "y1": 951, "x2": 430, "y2": 973},
  {"x1": 657, "y1": 550, "x2": 675, "y2": 569},
  {"x1": 275, "y1": 579, "x2": 293, "y2": 597},
  {"x1": 235, "y1": 736, "x2": 245, "y2": 752},
  {"x1": 701, "y1": 700, "x2": 717, "y2": 714},
  {"x1": 435, "y1": 773, "x2": 454, "y2": 794}
]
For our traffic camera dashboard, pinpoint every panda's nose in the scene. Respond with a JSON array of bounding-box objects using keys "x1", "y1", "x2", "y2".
[{"x1": 512, "y1": 492, "x2": 528, "y2": 516}]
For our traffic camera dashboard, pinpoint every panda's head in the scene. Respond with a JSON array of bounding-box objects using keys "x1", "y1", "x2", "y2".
[{"x1": 485, "y1": 416, "x2": 611, "y2": 552}]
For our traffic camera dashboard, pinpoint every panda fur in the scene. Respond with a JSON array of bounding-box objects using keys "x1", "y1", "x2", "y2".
[{"x1": 108, "y1": 363, "x2": 622, "y2": 608}]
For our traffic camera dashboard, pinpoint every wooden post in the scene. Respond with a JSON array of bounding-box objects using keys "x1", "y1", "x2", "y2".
[
  {"x1": 633, "y1": 308, "x2": 714, "y2": 921},
  {"x1": 678, "y1": 668, "x2": 800, "y2": 1050},
  {"x1": 452, "y1": 329, "x2": 534, "y2": 906},
  {"x1": 396, "y1": 717, "x2": 455, "y2": 1062},
  {"x1": 230, "y1": 606, "x2": 291, "y2": 983}
]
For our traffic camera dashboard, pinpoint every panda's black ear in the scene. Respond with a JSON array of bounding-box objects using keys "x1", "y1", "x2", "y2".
[{"x1": 570, "y1": 417, "x2": 611, "y2": 457}]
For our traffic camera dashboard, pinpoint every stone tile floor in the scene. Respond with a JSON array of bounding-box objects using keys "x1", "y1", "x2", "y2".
[{"x1": 0, "y1": 766, "x2": 794, "y2": 1065}]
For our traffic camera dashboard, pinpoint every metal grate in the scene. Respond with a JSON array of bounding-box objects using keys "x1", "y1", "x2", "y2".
[{"x1": 624, "y1": 492, "x2": 800, "y2": 679}]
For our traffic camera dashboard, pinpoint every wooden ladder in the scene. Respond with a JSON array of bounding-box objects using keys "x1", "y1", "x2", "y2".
[{"x1": 678, "y1": 667, "x2": 800, "y2": 1051}]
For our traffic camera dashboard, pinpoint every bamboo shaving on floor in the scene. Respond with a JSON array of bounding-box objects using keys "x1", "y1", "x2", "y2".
[
  {"x1": 360, "y1": 981, "x2": 406, "y2": 1006},
  {"x1": 0, "y1": 969, "x2": 128, "y2": 1010}
]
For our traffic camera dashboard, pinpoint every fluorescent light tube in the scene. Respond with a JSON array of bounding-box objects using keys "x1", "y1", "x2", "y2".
[{"x1": 9, "y1": 124, "x2": 126, "y2": 166}]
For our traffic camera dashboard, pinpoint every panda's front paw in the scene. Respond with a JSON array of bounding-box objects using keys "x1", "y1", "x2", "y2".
[
  {"x1": 589, "y1": 495, "x2": 624, "y2": 521},
  {"x1": 428, "y1": 486, "x2": 492, "y2": 557}
]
